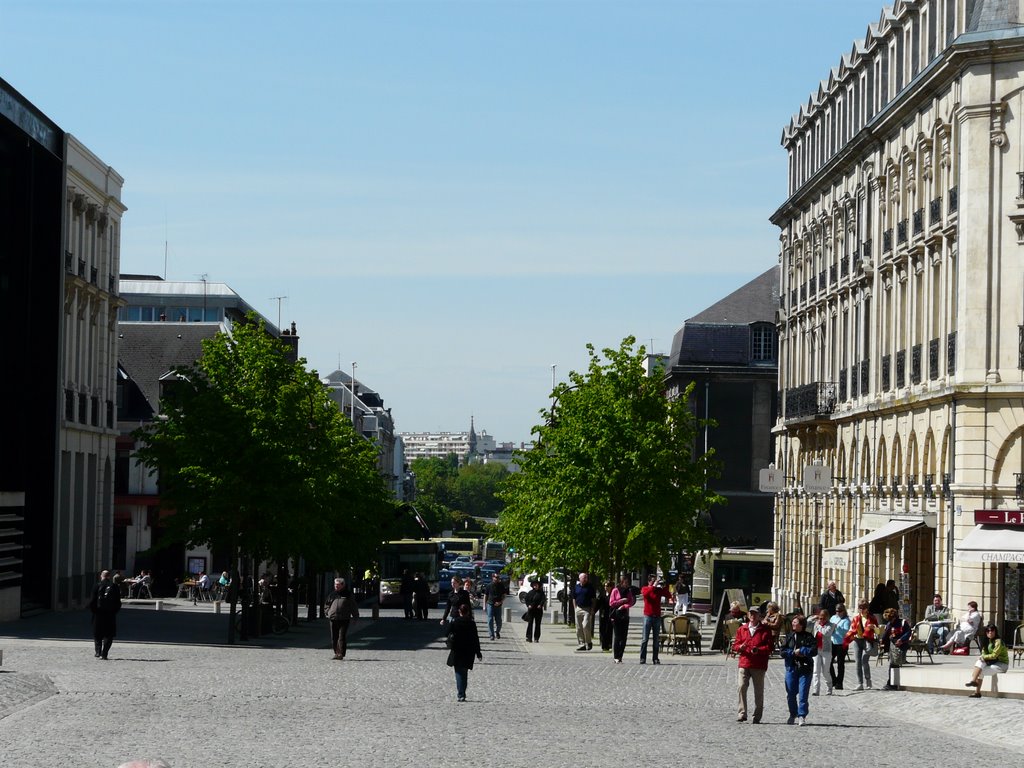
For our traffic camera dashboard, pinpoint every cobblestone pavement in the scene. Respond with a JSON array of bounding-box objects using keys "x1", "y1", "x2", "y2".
[{"x1": 0, "y1": 604, "x2": 1019, "y2": 767}]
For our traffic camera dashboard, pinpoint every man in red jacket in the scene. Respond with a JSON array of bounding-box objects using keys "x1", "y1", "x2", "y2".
[{"x1": 733, "y1": 605, "x2": 774, "y2": 723}]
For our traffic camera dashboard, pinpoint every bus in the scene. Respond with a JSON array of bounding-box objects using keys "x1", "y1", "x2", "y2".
[
  {"x1": 483, "y1": 539, "x2": 506, "y2": 562},
  {"x1": 378, "y1": 540, "x2": 441, "y2": 607},
  {"x1": 690, "y1": 548, "x2": 773, "y2": 613},
  {"x1": 431, "y1": 537, "x2": 479, "y2": 562}
]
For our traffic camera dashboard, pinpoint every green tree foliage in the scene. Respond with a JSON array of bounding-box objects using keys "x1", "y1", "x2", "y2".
[
  {"x1": 454, "y1": 462, "x2": 508, "y2": 519},
  {"x1": 497, "y1": 337, "x2": 723, "y2": 580},
  {"x1": 134, "y1": 317, "x2": 390, "y2": 572},
  {"x1": 409, "y1": 456, "x2": 508, "y2": 531}
]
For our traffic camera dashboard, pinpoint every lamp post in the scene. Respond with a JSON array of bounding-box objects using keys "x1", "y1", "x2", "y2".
[{"x1": 350, "y1": 361, "x2": 357, "y2": 424}]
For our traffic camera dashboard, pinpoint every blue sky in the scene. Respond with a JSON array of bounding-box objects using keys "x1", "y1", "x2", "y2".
[{"x1": 3, "y1": 0, "x2": 885, "y2": 444}]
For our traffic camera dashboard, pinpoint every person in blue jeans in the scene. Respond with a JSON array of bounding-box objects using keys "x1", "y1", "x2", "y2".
[
  {"x1": 483, "y1": 573, "x2": 507, "y2": 640},
  {"x1": 781, "y1": 614, "x2": 817, "y2": 725},
  {"x1": 638, "y1": 574, "x2": 671, "y2": 664}
]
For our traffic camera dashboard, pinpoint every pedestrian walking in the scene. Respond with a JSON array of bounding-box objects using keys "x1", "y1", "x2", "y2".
[
  {"x1": 733, "y1": 605, "x2": 773, "y2": 723},
  {"x1": 440, "y1": 576, "x2": 468, "y2": 625},
  {"x1": 400, "y1": 569, "x2": 414, "y2": 619},
  {"x1": 844, "y1": 599, "x2": 879, "y2": 690},
  {"x1": 483, "y1": 572, "x2": 506, "y2": 639},
  {"x1": 413, "y1": 572, "x2": 430, "y2": 620},
  {"x1": 810, "y1": 609, "x2": 833, "y2": 696},
  {"x1": 523, "y1": 578, "x2": 546, "y2": 642},
  {"x1": 829, "y1": 603, "x2": 851, "y2": 690},
  {"x1": 638, "y1": 574, "x2": 671, "y2": 665},
  {"x1": 324, "y1": 577, "x2": 359, "y2": 660},
  {"x1": 781, "y1": 614, "x2": 817, "y2": 725},
  {"x1": 608, "y1": 575, "x2": 635, "y2": 663},
  {"x1": 819, "y1": 580, "x2": 845, "y2": 617},
  {"x1": 597, "y1": 579, "x2": 613, "y2": 651},
  {"x1": 88, "y1": 569, "x2": 121, "y2": 660},
  {"x1": 673, "y1": 576, "x2": 690, "y2": 615},
  {"x1": 572, "y1": 572, "x2": 597, "y2": 651},
  {"x1": 446, "y1": 603, "x2": 482, "y2": 702}
]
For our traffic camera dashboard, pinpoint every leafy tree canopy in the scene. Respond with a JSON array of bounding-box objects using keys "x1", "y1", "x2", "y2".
[
  {"x1": 497, "y1": 336, "x2": 723, "y2": 580},
  {"x1": 134, "y1": 316, "x2": 391, "y2": 570}
]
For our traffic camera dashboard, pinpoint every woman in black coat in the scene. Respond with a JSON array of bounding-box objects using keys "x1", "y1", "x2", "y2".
[{"x1": 446, "y1": 603, "x2": 482, "y2": 701}]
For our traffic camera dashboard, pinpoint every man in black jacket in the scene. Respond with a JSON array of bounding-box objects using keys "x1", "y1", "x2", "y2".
[
  {"x1": 88, "y1": 570, "x2": 122, "y2": 660},
  {"x1": 483, "y1": 573, "x2": 507, "y2": 640},
  {"x1": 819, "y1": 581, "x2": 845, "y2": 617},
  {"x1": 324, "y1": 577, "x2": 358, "y2": 660}
]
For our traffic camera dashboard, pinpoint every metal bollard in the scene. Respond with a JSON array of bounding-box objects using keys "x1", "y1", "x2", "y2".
[
  {"x1": 214, "y1": 600, "x2": 222, "y2": 614},
  {"x1": 504, "y1": 606, "x2": 513, "y2": 624},
  {"x1": 154, "y1": 600, "x2": 163, "y2": 611},
  {"x1": 548, "y1": 609, "x2": 560, "y2": 624}
]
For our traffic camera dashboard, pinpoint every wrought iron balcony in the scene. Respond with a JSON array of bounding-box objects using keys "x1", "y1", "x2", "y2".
[
  {"x1": 829, "y1": 264, "x2": 837, "y2": 284},
  {"x1": 862, "y1": 239, "x2": 872, "y2": 259},
  {"x1": 924, "y1": 473, "x2": 935, "y2": 499},
  {"x1": 949, "y1": 186, "x2": 958, "y2": 214},
  {"x1": 947, "y1": 332, "x2": 957, "y2": 373},
  {"x1": 883, "y1": 229, "x2": 893, "y2": 252},
  {"x1": 911, "y1": 343, "x2": 922, "y2": 384},
  {"x1": 838, "y1": 368, "x2": 848, "y2": 402},
  {"x1": 859, "y1": 359, "x2": 870, "y2": 395},
  {"x1": 784, "y1": 381, "x2": 837, "y2": 422},
  {"x1": 929, "y1": 338, "x2": 939, "y2": 380},
  {"x1": 840, "y1": 256, "x2": 849, "y2": 277},
  {"x1": 881, "y1": 354, "x2": 891, "y2": 391},
  {"x1": 896, "y1": 349, "x2": 906, "y2": 387},
  {"x1": 819, "y1": 270, "x2": 826, "y2": 290},
  {"x1": 913, "y1": 208, "x2": 924, "y2": 235},
  {"x1": 930, "y1": 197, "x2": 942, "y2": 226},
  {"x1": 892, "y1": 474, "x2": 902, "y2": 496},
  {"x1": 897, "y1": 219, "x2": 908, "y2": 244}
]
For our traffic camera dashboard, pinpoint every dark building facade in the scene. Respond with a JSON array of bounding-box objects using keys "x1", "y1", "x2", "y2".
[
  {"x1": 664, "y1": 267, "x2": 780, "y2": 549},
  {"x1": 0, "y1": 78, "x2": 65, "y2": 618}
]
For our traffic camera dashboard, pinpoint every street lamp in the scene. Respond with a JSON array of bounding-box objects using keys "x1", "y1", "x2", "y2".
[{"x1": 350, "y1": 361, "x2": 357, "y2": 424}]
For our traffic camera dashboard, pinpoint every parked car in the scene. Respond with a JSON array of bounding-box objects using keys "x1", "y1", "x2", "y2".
[{"x1": 517, "y1": 572, "x2": 566, "y2": 605}]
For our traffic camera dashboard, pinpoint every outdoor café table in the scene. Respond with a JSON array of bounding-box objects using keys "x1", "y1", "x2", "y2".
[{"x1": 176, "y1": 580, "x2": 197, "y2": 600}]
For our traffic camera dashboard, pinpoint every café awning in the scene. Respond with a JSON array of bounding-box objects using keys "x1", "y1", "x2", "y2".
[
  {"x1": 955, "y1": 525, "x2": 1024, "y2": 563},
  {"x1": 822, "y1": 518, "x2": 926, "y2": 569}
]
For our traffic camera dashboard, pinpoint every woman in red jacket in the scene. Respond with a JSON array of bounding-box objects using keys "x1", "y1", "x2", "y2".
[
  {"x1": 844, "y1": 599, "x2": 879, "y2": 690},
  {"x1": 732, "y1": 605, "x2": 775, "y2": 724}
]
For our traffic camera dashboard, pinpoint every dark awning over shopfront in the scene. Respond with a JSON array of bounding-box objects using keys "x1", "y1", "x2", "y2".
[
  {"x1": 955, "y1": 524, "x2": 1024, "y2": 563},
  {"x1": 822, "y1": 518, "x2": 926, "y2": 569}
]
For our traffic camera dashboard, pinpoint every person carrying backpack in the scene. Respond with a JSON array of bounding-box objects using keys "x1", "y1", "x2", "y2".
[{"x1": 88, "y1": 569, "x2": 122, "y2": 659}]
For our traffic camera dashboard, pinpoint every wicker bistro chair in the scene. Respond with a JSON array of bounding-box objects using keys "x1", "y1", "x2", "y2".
[
  {"x1": 1012, "y1": 624, "x2": 1024, "y2": 668},
  {"x1": 907, "y1": 621, "x2": 934, "y2": 664},
  {"x1": 722, "y1": 618, "x2": 742, "y2": 656},
  {"x1": 685, "y1": 612, "x2": 703, "y2": 655}
]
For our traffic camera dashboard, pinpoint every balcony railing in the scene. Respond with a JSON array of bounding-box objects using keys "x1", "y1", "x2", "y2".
[
  {"x1": 860, "y1": 359, "x2": 870, "y2": 395},
  {"x1": 913, "y1": 208, "x2": 924, "y2": 235},
  {"x1": 881, "y1": 353, "x2": 892, "y2": 390},
  {"x1": 883, "y1": 229, "x2": 893, "y2": 252},
  {"x1": 78, "y1": 392, "x2": 88, "y2": 424},
  {"x1": 892, "y1": 474, "x2": 902, "y2": 496},
  {"x1": 930, "y1": 197, "x2": 942, "y2": 226},
  {"x1": 784, "y1": 381, "x2": 837, "y2": 421},
  {"x1": 911, "y1": 343, "x2": 922, "y2": 384},
  {"x1": 78, "y1": 258, "x2": 86, "y2": 278},
  {"x1": 90, "y1": 266, "x2": 98, "y2": 285},
  {"x1": 829, "y1": 264, "x2": 837, "y2": 284},
  {"x1": 840, "y1": 256, "x2": 849, "y2": 277},
  {"x1": 929, "y1": 338, "x2": 940, "y2": 379},
  {"x1": 64, "y1": 388, "x2": 75, "y2": 421},
  {"x1": 949, "y1": 186, "x2": 958, "y2": 214},
  {"x1": 819, "y1": 270, "x2": 826, "y2": 290},
  {"x1": 839, "y1": 367, "x2": 848, "y2": 401},
  {"x1": 897, "y1": 219, "x2": 908, "y2": 244},
  {"x1": 948, "y1": 331, "x2": 957, "y2": 373},
  {"x1": 862, "y1": 239, "x2": 872, "y2": 259},
  {"x1": 924, "y1": 473, "x2": 935, "y2": 499},
  {"x1": 896, "y1": 349, "x2": 906, "y2": 387}
]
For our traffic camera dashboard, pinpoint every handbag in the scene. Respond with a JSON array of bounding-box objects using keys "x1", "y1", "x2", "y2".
[
  {"x1": 521, "y1": 611, "x2": 529, "y2": 622},
  {"x1": 445, "y1": 630, "x2": 454, "y2": 649}
]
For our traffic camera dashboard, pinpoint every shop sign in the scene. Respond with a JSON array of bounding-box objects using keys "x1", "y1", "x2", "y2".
[{"x1": 973, "y1": 510, "x2": 1024, "y2": 526}]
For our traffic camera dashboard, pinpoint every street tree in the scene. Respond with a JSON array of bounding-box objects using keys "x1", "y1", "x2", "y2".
[
  {"x1": 497, "y1": 336, "x2": 723, "y2": 580},
  {"x1": 134, "y1": 316, "x2": 390, "y2": 639}
]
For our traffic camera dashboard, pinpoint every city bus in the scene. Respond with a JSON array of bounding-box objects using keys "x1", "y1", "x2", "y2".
[
  {"x1": 431, "y1": 537, "x2": 479, "y2": 561},
  {"x1": 378, "y1": 540, "x2": 441, "y2": 607},
  {"x1": 690, "y1": 548, "x2": 773, "y2": 613},
  {"x1": 483, "y1": 539, "x2": 507, "y2": 562}
]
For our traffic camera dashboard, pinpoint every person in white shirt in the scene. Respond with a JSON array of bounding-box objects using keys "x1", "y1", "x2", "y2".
[
  {"x1": 940, "y1": 601, "x2": 982, "y2": 652},
  {"x1": 811, "y1": 610, "x2": 834, "y2": 696}
]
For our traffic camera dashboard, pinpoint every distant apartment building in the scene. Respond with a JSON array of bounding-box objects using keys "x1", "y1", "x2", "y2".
[
  {"x1": 0, "y1": 77, "x2": 125, "y2": 618},
  {"x1": 400, "y1": 419, "x2": 493, "y2": 465}
]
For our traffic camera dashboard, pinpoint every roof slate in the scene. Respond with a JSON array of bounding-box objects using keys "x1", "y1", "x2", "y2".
[{"x1": 118, "y1": 324, "x2": 221, "y2": 413}]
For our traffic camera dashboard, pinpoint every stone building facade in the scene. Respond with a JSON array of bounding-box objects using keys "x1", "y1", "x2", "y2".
[{"x1": 771, "y1": 0, "x2": 1024, "y2": 634}]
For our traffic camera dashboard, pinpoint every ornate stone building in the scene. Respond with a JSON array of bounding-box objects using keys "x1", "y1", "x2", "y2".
[{"x1": 771, "y1": 0, "x2": 1024, "y2": 634}]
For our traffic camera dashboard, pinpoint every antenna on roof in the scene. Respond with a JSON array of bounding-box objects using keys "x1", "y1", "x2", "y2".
[
  {"x1": 197, "y1": 274, "x2": 208, "y2": 320},
  {"x1": 269, "y1": 295, "x2": 287, "y2": 330}
]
